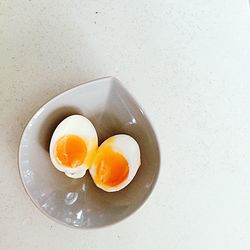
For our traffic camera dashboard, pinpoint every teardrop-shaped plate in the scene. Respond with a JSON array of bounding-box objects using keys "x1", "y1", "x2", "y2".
[{"x1": 19, "y1": 77, "x2": 160, "y2": 228}]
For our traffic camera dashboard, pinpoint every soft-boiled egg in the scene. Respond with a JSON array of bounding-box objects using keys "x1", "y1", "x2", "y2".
[
  {"x1": 49, "y1": 115, "x2": 98, "y2": 178},
  {"x1": 89, "y1": 134, "x2": 141, "y2": 192}
]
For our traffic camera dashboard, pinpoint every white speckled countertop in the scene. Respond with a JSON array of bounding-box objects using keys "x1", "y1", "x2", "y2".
[{"x1": 1, "y1": 0, "x2": 250, "y2": 249}]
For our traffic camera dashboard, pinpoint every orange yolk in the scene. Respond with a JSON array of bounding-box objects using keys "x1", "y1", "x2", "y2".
[
  {"x1": 55, "y1": 135, "x2": 87, "y2": 167},
  {"x1": 95, "y1": 146, "x2": 129, "y2": 187}
]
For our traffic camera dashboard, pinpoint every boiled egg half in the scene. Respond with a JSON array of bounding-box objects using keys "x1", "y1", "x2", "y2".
[
  {"x1": 89, "y1": 134, "x2": 141, "y2": 192},
  {"x1": 49, "y1": 115, "x2": 98, "y2": 178}
]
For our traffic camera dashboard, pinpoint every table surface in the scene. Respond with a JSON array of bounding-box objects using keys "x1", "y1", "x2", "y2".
[{"x1": 1, "y1": 1, "x2": 250, "y2": 249}]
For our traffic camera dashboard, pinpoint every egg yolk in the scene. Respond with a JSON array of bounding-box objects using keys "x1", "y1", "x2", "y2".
[
  {"x1": 95, "y1": 146, "x2": 129, "y2": 187},
  {"x1": 55, "y1": 135, "x2": 87, "y2": 167}
]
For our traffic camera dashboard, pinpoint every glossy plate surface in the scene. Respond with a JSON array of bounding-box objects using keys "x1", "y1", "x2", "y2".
[{"x1": 19, "y1": 77, "x2": 160, "y2": 228}]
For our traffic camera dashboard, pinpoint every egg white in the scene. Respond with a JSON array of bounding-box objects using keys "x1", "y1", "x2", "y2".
[
  {"x1": 89, "y1": 134, "x2": 141, "y2": 192},
  {"x1": 49, "y1": 115, "x2": 98, "y2": 179}
]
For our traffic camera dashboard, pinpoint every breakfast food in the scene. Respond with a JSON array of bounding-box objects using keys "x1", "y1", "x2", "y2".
[
  {"x1": 49, "y1": 115, "x2": 141, "y2": 191},
  {"x1": 89, "y1": 135, "x2": 141, "y2": 192},
  {"x1": 49, "y1": 115, "x2": 98, "y2": 178}
]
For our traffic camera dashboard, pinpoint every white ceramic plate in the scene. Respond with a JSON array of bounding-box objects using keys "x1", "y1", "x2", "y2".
[{"x1": 18, "y1": 77, "x2": 160, "y2": 228}]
